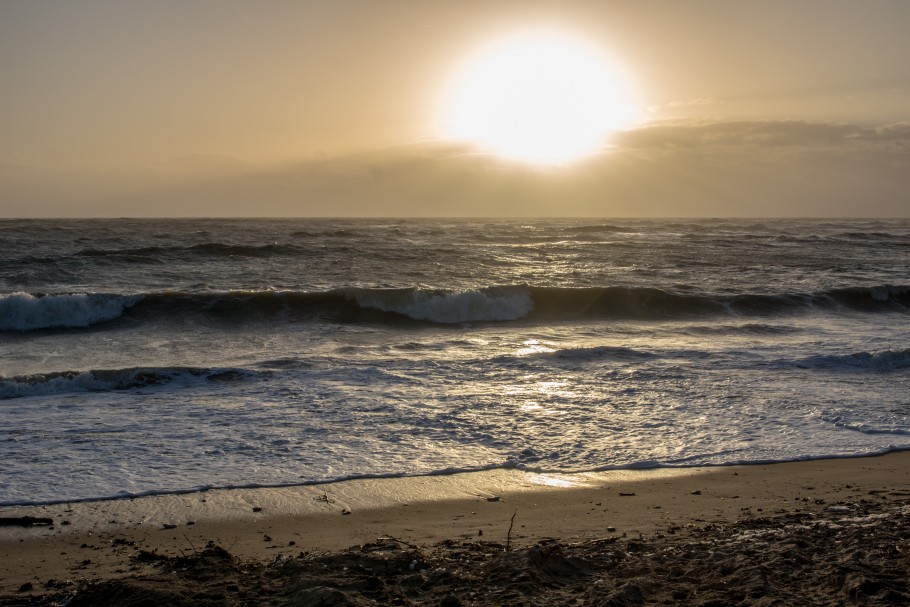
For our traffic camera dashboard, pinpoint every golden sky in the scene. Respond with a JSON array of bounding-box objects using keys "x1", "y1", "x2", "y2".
[{"x1": 2, "y1": 0, "x2": 909, "y2": 217}]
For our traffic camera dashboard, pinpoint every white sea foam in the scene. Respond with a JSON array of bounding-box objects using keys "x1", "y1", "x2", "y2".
[
  {"x1": 352, "y1": 287, "x2": 533, "y2": 323},
  {"x1": 0, "y1": 292, "x2": 141, "y2": 331}
]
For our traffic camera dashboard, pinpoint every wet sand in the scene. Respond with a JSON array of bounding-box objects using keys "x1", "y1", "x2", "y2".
[{"x1": 2, "y1": 452, "x2": 910, "y2": 605}]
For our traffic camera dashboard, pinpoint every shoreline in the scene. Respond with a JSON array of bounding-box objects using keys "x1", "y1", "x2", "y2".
[
  {"x1": 3, "y1": 450, "x2": 910, "y2": 599},
  {"x1": 3, "y1": 447, "x2": 908, "y2": 510}
]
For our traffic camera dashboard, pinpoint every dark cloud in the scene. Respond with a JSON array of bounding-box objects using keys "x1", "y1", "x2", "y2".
[
  {"x1": 612, "y1": 120, "x2": 909, "y2": 149},
  {"x1": 869, "y1": 122, "x2": 910, "y2": 143}
]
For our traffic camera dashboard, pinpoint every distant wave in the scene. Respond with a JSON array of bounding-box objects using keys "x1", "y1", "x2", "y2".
[
  {"x1": 795, "y1": 348, "x2": 910, "y2": 371},
  {"x1": 74, "y1": 241, "x2": 307, "y2": 261},
  {"x1": 5, "y1": 241, "x2": 317, "y2": 268},
  {"x1": 3, "y1": 284, "x2": 907, "y2": 332},
  {"x1": 0, "y1": 366, "x2": 271, "y2": 399},
  {"x1": 289, "y1": 229, "x2": 359, "y2": 238},
  {"x1": 572, "y1": 223, "x2": 638, "y2": 234},
  {"x1": 837, "y1": 231, "x2": 910, "y2": 241}
]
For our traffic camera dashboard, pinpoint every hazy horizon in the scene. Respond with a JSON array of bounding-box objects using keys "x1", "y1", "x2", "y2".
[{"x1": 3, "y1": 1, "x2": 908, "y2": 217}]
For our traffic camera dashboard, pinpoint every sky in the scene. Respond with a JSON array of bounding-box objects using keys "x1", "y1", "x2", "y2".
[{"x1": 1, "y1": 0, "x2": 909, "y2": 217}]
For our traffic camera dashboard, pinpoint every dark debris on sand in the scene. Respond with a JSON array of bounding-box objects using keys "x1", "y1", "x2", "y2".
[{"x1": 3, "y1": 498, "x2": 909, "y2": 606}]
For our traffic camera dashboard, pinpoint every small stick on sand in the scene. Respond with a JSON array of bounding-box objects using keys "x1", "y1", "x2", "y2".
[
  {"x1": 183, "y1": 534, "x2": 198, "y2": 556},
  {"x1": 506, "y1": 512, "x2": 517, "y2": 552}
]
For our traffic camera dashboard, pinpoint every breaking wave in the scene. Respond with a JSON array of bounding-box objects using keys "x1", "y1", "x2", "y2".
[
  {"x1": 796, "y1": 348, "x2": 910, "y2": 371},
  {"x1": 2, "y1": 284, "x2": 906, "y2": 332},
  {"x1": 0, "y1": 292, "x2": 142, "y2": 331},
  {"x1": 0, "y1": 366, "x2": 271, "y2": 399},
  {"x1": 347, "y1": 286, "x2": 532, "y2": 323}
]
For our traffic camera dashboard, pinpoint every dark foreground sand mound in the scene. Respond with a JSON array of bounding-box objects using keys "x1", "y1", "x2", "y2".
[{"x1": 4, "y1": 498, "x2": 908, "y2": 606}]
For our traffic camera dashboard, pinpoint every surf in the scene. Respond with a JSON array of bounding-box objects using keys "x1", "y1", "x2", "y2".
[{"x1": 2, "y1": 283, "x2": 907, "y2": 332}]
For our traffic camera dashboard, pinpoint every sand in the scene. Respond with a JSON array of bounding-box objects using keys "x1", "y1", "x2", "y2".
[{"x1": 2, "y1": 452, "x2": 910, "y2": 605}]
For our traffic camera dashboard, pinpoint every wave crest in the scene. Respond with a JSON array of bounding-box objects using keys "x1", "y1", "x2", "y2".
[
  {"x1": 797, "y1": 348, "x2": 910, "y2": 371},
  {"x1": 4, "y1": 283, "x2": 906, "y2": 332},
  {"x1": 0, "y1": 366, "x2": 271, "y2": 399},
  {"x1": 0, "y1": 292, "x2": 141, "y2": 331},
  {"x1": 347, "y1": 286, "x2": 533, "y2": 323}
]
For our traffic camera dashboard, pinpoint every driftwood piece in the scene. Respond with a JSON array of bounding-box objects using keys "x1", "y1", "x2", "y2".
[{"x1": 0, "y1": 516, "x2": 54, "y2": 527}]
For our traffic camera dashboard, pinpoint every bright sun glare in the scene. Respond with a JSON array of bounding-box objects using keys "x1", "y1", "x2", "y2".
[{"x1": 439, "y1": 30, "x2": 638, "y2": 165}]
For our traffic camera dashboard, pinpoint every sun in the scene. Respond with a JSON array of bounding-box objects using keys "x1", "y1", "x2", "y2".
[{"x1": 438, "y1": 29, "x2": 638, "y2": 165}]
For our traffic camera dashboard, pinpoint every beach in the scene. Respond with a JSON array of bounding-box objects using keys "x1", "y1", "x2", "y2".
[
  {"x1": 2, "y1": 218, "x2": 909, "y2": 604},
  {"x1": 3, "y1": 451, "x2": 909, "y2": 604}
]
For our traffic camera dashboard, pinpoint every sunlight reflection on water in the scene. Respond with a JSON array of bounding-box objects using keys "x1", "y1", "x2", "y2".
[{"x1": 526, "y1": 473, "x2": 585, "y2": 488}]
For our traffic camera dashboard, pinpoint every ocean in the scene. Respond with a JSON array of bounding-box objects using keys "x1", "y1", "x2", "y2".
[{"x1": 1, "y1": 218, "x2": 908, "y2": 506}]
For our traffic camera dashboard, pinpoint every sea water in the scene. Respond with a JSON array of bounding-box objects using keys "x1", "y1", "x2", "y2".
[{"x1": 1, "y1": 218, "x2": 908, "y2": 505}]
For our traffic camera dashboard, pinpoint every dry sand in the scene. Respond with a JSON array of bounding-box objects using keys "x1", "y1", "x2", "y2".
[{"x1": 2, "y1": 452, "x2": 909, "y2": 605}]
